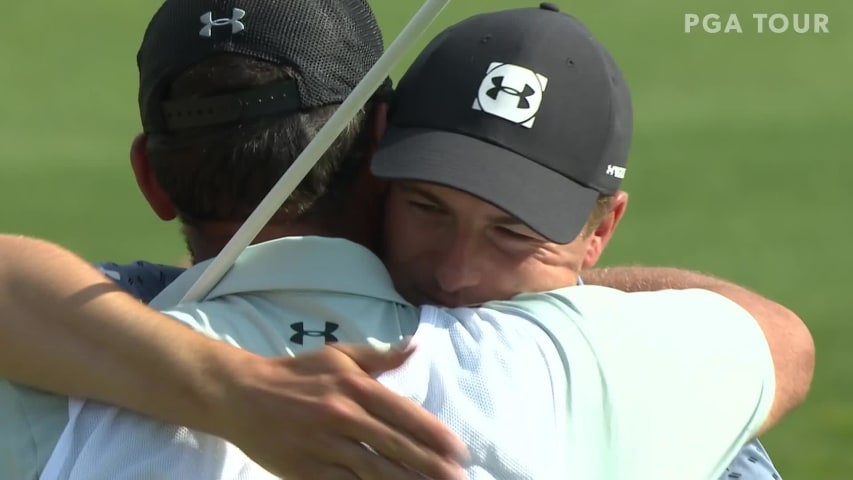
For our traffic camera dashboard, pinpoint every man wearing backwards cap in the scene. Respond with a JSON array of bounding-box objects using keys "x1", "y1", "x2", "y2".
[
  {"x1": 0, "y1": 0, "x2": 796, "y2": 478},
  {"x1": 1, "y1": 0, "x2": 472, "y2": 478}
]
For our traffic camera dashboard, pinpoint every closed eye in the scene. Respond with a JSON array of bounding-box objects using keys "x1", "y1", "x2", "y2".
[
  {"x1": 408, "y1": 200, "x2": 445, "y2": 214},
  {"x1": 495, "y1": 226, "x2": 538, "y2": 242}
]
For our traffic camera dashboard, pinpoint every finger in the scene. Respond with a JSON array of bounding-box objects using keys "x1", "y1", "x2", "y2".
[
  {"x1": 329, "y1": 342, "x2": 416, "y2": 375},
  {"x1": 353, "y1": 418, "x2": 465, "y2": 480},
  {"x1": 345, "y1": 376, "x2": 469, "y2": 463},
  {"x1": 326, "y1": 389, "x2": 466, "y2": 479},
  {"x1": 296, "y1": 464, "x2": 360, "y2": 480},
  {"x1": 322, "y1": 439, "x2": 425, "y2": 480},
  {"x1": 283, "y1": 345, "x2": 366, "y2": 376}
]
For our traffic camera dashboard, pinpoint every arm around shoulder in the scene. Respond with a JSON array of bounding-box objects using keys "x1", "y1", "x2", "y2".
[{"x1": 705, "y1": 282, "x2": 814, "y2": 435}]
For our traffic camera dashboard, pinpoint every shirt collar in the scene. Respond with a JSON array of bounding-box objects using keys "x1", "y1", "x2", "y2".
[{"x1": 150, "y1": 237, "x2": 409, "y2": 309}]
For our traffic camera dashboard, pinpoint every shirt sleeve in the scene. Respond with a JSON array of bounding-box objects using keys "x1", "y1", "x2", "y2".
[{"x1": 503, "y1": 286, "x2": 776, "y2": 479}]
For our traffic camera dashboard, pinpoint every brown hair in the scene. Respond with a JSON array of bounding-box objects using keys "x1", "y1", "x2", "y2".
[{"x1": 145, "y1": 54, "x2": 380, "y2": 229}]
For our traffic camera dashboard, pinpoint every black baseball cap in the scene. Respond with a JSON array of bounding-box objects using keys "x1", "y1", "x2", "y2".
[
  {"x1": 137, "y1": 0, "x2": 388, "y2": 134},
  {"x1": 371, "y1": 3, "x2": 632, "y2": 244}
]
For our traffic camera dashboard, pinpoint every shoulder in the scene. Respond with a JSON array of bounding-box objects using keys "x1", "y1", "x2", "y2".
[
  {"x1": 483, "y1": 285, "x2": 768, "y2": 382},
  {"x1": 164, "y1": 292, "x2": 418, "y2": 357}
]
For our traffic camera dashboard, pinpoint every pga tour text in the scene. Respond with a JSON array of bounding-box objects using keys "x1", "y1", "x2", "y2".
[{"x1": 685, "y1": 13, "x2": 829, "y2": 34}]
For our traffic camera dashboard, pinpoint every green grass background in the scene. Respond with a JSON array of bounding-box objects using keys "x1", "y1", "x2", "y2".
[{"x1": 1, "y1": 1, "x2": 850, "y2": 476}]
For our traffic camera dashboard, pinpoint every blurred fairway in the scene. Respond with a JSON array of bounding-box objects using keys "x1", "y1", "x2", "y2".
[{"x1": 1, "y1": 0, "x2": 850, "y2": 476}]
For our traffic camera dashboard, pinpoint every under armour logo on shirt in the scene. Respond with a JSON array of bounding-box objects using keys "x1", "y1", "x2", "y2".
[
  {"x1": 473, "y1": 62, "x2": 549, "y2": 128},
  {"x1": 290, "y1": 322, "x2": 339, "y2": 345},
  {"x1": 199, "y1": 8, "x2": 246, "y2": 38}
]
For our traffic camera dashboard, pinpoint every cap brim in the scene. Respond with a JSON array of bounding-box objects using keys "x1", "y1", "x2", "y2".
[{"x1": 371, "y1": 128, "x2": 601, "y2": 244}]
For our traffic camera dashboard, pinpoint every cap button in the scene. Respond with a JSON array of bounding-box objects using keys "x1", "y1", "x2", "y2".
[{"x1": 540, "y1": 2, "x2": 560, "y2": 12}]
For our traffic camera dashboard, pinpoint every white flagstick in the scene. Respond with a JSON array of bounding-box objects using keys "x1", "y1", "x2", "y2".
[{"x1": 180, "y1": 0, "x2": 451, "y2": 303}]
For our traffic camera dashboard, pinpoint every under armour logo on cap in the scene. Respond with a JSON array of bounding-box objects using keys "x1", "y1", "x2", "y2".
[
  {"x1": 199, "y1": 8, "x2": 246, "y2": 38},
  {"x1": 486, "y1": 77, "x2": 536, "y2": 109},
  {"x1": 290, "y1": 321, "x2": 339, "y2": 345},
  {"x1": 473, "y1": 62, "x2": 549, "y2": 128}
]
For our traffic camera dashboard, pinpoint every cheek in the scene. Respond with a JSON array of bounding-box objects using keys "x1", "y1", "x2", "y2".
[
  {"x1": 384, "y1": 203, "x2": 421, "y2": 260},
  {"x1": 382, "y1": 231, "x2": 440, "y2": 301},
  {"x1": 506, "y1": 259, "x2": 579, "y2": 294},
  {"x1": 382, "y1": 202, "x2": 438, "y2": 286},
  {"x1": 460, "y1": 254, "x2": 526, "y2": 302}
]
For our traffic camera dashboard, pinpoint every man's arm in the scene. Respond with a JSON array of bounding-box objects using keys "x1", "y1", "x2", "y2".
[
  {"x1": 0, "y1": 234, "x2": 467, "y2": 479},
  {"x1": 582, "y1": 266, "x2": 815, "y2": 436},
  {"x1": 0, "y1": 236, "x2": 219, "y2": 420}
]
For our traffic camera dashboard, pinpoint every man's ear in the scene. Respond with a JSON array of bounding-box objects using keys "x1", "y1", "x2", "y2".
[
  {"x1": 369, "y1": 101, "x2": 389, "y2": 153},
  {"x1": 358, "y1": 101, "x2": 390, "y2": 198},
  {"x1": 582, "y1": 190, "x2": 629, "y2": 269},
  {"x1": 130, "y1": 134, "x2": 177, "y2": 221}
]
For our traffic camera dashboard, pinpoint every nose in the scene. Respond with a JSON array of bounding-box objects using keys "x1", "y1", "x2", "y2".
[{"x1": 433, "y1": 234, "x2": 481, "y2": 295}]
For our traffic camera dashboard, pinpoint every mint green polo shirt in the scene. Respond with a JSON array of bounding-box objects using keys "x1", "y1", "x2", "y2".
[
  {"x1": 0, "y1": 236, "x2": 417, "y2": 480},
  {"x1": 150, "y1": 236, "x2": 420, "y2": 355},
  {"x1": 0, "y1": 383, "x2": 68, "y2": 479},
  {"x1": 34, "y1": 236, "x2": 774, "y2": 480},
  {"x1": 144, "y1": 237, "x2": 774, "y2": 479}
]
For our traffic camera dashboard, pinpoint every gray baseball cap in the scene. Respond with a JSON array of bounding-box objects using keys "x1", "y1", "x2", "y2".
[
  {"x1": 371, "y1": 3, "x2": 632, "y2": 243},
  {"x1": 137, "y1": 0, "x2": 389, "y2": 134}
]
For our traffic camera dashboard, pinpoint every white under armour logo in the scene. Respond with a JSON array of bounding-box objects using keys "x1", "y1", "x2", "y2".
[
  {"x1": 199, "y1": 8, "x2": 246, "y2": 38},
  {"x1": 472, "y1": 62, "x2": 549, "y2": 128}
]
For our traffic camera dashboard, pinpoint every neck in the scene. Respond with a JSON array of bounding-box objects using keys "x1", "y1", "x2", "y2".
[
  {"x1": 184, "y1": 176, "x2": 385, "y2": 264},
  {"x1": 185, "y1": 217, "x2": 376, "y2": 264}
]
